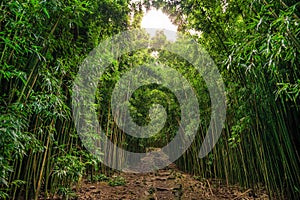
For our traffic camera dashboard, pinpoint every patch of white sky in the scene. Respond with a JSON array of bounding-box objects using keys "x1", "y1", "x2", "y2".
[
  {"x1": 141, "y1": 9, "x2": 177, "y2": 32},
  {"x1": 131, "y1": 0, "x2": 202, "y2": 41},
  {"x1": 141, "y1": 9, "x2": 178, "y2": 41}
]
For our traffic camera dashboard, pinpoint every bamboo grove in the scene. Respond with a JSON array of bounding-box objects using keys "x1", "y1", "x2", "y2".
[{"x1": 0, "y1": 0, "x2": 299, "y2": 199}]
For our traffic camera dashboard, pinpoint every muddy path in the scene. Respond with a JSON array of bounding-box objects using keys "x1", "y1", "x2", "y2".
[{"x1": 75, "y1": 165, "x2": 269, "y2": 200}]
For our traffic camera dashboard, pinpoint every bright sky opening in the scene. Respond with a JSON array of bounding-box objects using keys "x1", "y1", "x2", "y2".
[{"x1": 141, "y1": 9, "x2": 178, "y2": 41}]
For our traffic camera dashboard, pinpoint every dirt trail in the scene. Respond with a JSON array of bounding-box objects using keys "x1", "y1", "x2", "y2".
[{"x1": 76, "y1": 164, "x2": 270, "y2": 200}]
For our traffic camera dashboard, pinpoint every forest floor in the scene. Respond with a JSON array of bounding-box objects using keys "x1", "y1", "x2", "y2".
[{"x1": 74, "y1": 164, "x2": 270, "y2": 200}]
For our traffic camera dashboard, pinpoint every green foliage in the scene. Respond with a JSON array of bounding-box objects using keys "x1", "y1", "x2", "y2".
[
  {"x1": 91, "y1": 174, "x2": 110, "y2": 182},
  {"x1": 57, "y1": 186, "x2": 77, "y2": 200},
  {"x1": 1, "y1": 0, "x2": 299, "y2": 199},
  {"x1": 108, "y1": 176, "x2": 126, "y2": 186},
  {"x1": 0, "y1": 0, "x2": 131, "y2": 199},
  {"x1": 145, "y1": 0, "x2": 300, "y2": 199},
  {"x1": 52, "y1": 154, "x2": 85, "y2": 184},
  {"x1": 0, "y1": 190, "x2": 9, "y2": 200}
]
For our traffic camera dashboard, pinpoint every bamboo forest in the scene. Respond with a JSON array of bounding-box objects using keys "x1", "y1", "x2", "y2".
[{"x1": 0, "y1": 0, "x2": 299, "y2": 199}]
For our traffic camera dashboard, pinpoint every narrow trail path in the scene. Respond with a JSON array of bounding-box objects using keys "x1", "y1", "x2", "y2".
[{"x1": 76, "y1": 164, "x2": 270, "y2": 200}]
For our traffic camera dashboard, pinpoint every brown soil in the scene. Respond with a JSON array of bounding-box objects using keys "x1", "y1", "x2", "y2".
[{"x1": 74, "y1": 164, "x2": 270, "y2": 200}]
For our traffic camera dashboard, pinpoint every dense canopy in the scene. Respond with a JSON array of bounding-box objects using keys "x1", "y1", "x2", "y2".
[{"x1": 0, "y1": 0, "x2": 299, "y2": 199}]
